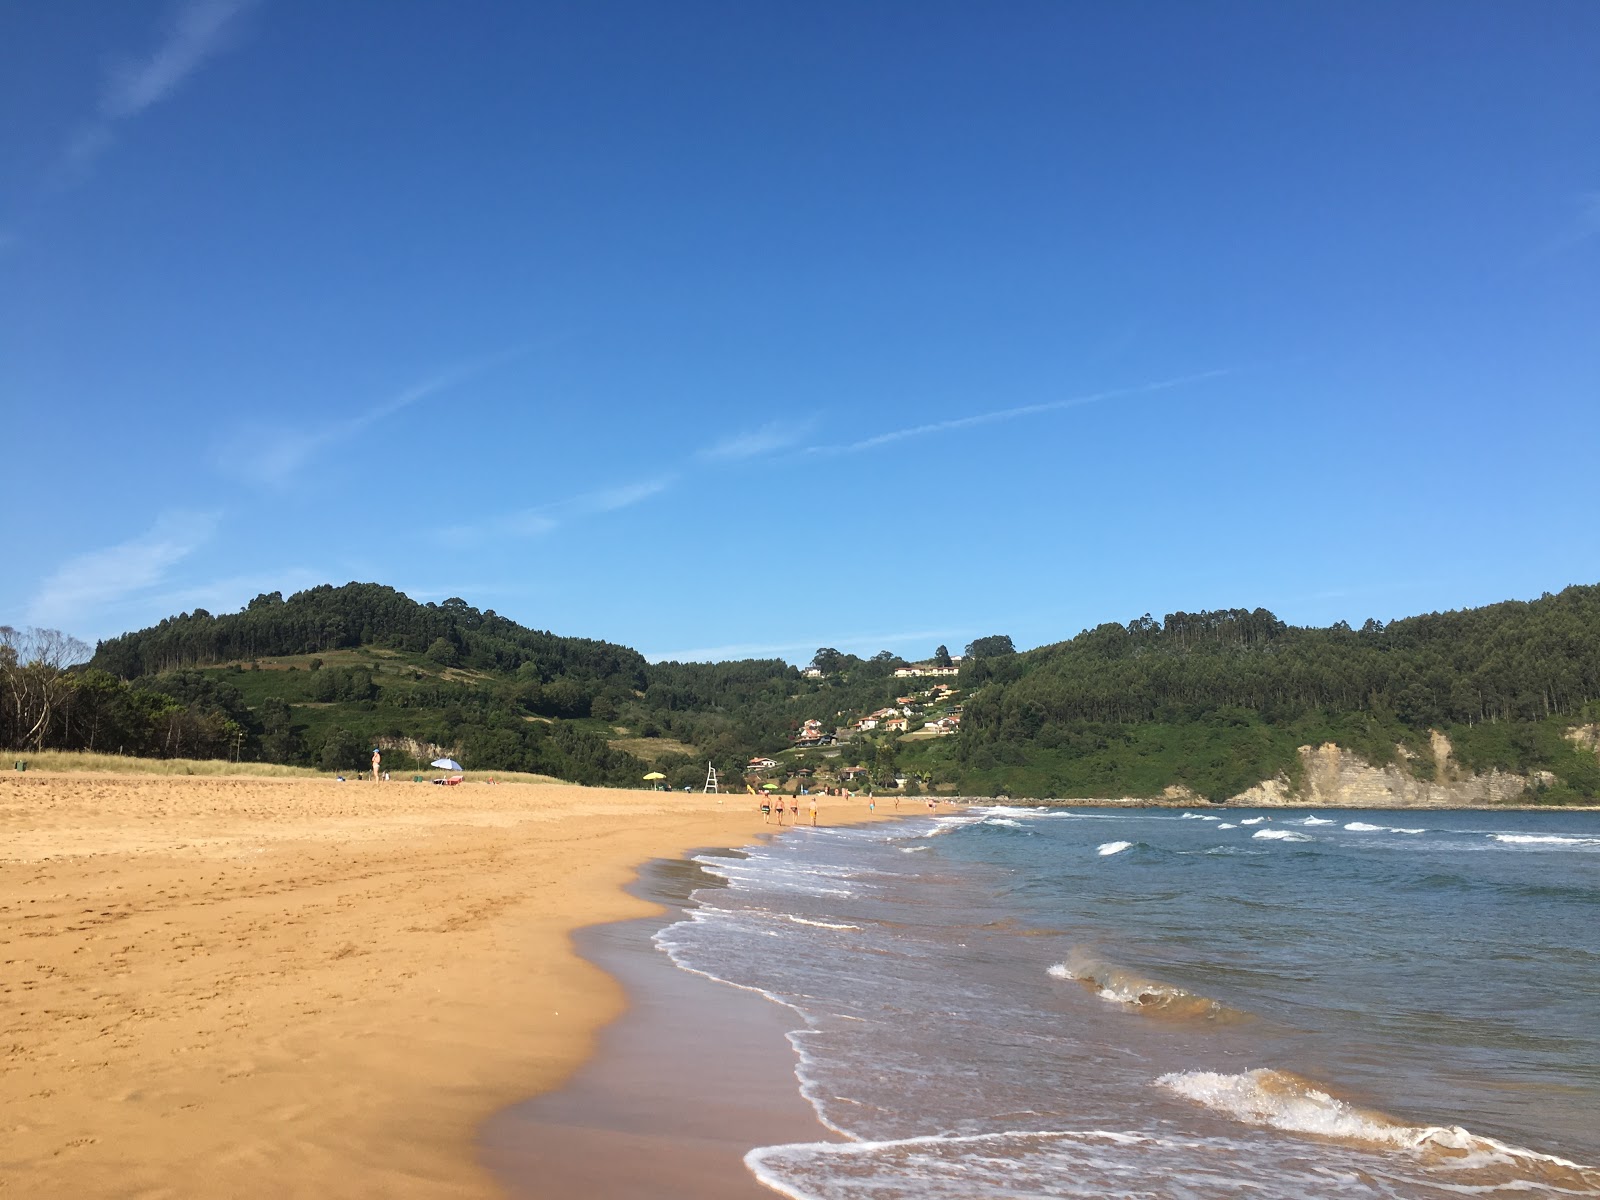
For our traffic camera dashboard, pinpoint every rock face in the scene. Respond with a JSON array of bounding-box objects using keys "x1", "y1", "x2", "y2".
[
  {"x1": 1567, "y1": 724, "x2": 1600, "y2": 757},
  {"x1": 1230, "y1": 734, "x2": 1529, "y2": 808}
]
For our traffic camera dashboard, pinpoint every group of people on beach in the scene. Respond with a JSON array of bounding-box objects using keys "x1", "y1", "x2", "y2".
[{"x1": 760, "y1": 795, "x2": 819, "y2": 825}]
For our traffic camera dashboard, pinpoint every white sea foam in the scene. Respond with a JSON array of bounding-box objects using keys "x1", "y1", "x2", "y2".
[
  {"x1": 1157, "y1": 1068, "x2": 1600, "y2": 1191},
  {"x1": 1181, "y1": 812, "x2": 1221, "y2": 821},
  {"x1": 1345, "y1": 821, "x2": 1385, "y2": 831},
  {"x1": 1160, "y1": 1067, "x2": 1401, "y2": 1142},
  {"x1": 1239, "y1": 817, "x2": 1267, "y2": 825},
  {"x1": 784, "y1": 916, "x2": 861, "y2": 931},
  {"x1": 744, "y1": 1122, "x2": 1600, "y2": 1200},
  {"x1": 923, "y1": 815, "x2": 986, "y2": 837},
  {"x1": 899, "y1": 845, "x2": 929, "y2": 853},
  {"x1": 985, "y1": 817, "x2": 1027, "y2": 829},
  {"x1": 1493, "y1": 833, "x2": 1600, "y2": 847},
  {"x1": 1216, "y1": 823, "x2": 1237, "y2": 829},
  {"x1": 1046, "y1": 962, "x2": 1074, "y2": 979},
  {"x1": 1097, "y1": 840, "x2": 1133, "y2": 856},
  {"x1": 1253, "y1": 829, "x2": 1311, "y2": 842},
  {"x1": 1300, "y1": 815, "x2": 1334, "y2": 825}
]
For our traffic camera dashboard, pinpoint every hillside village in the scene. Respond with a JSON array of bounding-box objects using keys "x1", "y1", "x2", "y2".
[{"x1": 741, "y1": 663, "x2": 967, "y2": 795}]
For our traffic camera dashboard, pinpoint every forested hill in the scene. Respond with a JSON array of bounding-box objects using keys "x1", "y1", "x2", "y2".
[
  {"x1": 91, "y1": 583, "x2": 647, "y2": 688},
  {"x1": 8, "y1": 580, "x2": 1599, "y2": 800},
  {"x1": 954, "y1": 584, "x2": 1600, "y2": 801}
]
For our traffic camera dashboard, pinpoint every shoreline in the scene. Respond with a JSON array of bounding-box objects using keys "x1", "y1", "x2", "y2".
[
  {"x1": 481, "y1": 846, "x2": 841, "y2": 1198},
  {"x1": 0, "y1": 772, "x2": 890, "y2": 1198},
  {"x1": 937, "y1": 795, "x2": 1600, "y2": 810}
]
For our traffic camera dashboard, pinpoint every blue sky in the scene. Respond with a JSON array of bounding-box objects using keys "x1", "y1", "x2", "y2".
[{"x1": 3, "y1": 1, "x2": 1597, "y2": 663}]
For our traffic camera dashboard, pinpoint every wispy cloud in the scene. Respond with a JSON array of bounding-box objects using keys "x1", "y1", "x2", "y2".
[
  {"x1": 218, "y1": 347, "x2": 527, "y2": 486},
  {"x1": 575, "y1": 477, "x2": 679, "y2": 514},
  {"x1": 56, "y1": 0, "x2": 258, "y2": 183},
  {"x1": 1527, "y1": 190, "x2": 1600, "y2": 262},
  {"x1": 809, "y1": 369, "x2": 1233, "y2": 455},
  {"x1": 645, "y1": 628, "x2": 963, "y2": 665},
  {"x1": 698, "y1": 421, "x2": 807, "y2": 462},
  {"x1": 440, "y1": 474, "x2": 680, "y2": 543},
  {"x1": 1568, "y1": 191, "x2": 1600, "y2": 248},
  {"x1": 26, "y1": 510, "x2": 220, "y2": 629}
]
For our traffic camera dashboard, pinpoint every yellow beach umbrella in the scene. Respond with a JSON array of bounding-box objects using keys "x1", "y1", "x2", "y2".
[{"x1": 643, "y1": 771, "x2": 666, "y2": 780}]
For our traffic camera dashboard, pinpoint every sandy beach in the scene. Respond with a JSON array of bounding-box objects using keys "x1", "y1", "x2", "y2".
[{"x1": 0, "y1": 772, "x2": 881, "y2": 1198}]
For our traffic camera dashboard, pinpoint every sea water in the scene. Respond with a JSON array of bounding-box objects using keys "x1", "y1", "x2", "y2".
[{"x1": 654, "y1": 807, "x2": 1600, "y2": 1198}]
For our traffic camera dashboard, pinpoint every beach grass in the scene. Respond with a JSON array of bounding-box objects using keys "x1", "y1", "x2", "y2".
[
  {"x1": 5, "y1": 750, "x2": 569, "y2": 786},
  {"x1": 5, "y1": 750, "x2": 325, "y2": 778}
]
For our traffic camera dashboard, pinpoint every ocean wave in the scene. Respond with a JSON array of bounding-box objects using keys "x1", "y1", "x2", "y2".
[
  {"x1": 1300, "y1": 815, "x2": 1335, "y2": 825},
  {"x1": 1096, "y1": 840, "x2": 1133, "y2": 856},
  {"x1": 1239, "y1": 817, "x2": 1267, "y2": 825},
  {"x1": 973, "y1": 804, "x2": 1071, "y2": 819},
  {"x1": 1047, "y1": 957, "x2": 1244, "y2": 1022},
  {"x1": 1253, "y1": 829, "x2": 1312, "y2": 842},
  {"x1": 922, "y1": 814, "x2": 989, "y2": 837},
  {"x1": 1492, "y1": 834, "x2": 1600, "y2": 848},
  {"x1": 1343, "y1": 821, "x2": 1428, "y2": 835},
  {"x1": 746, "y1": 1121, "x2": 1600, "y2": 1200},
  {"x1": 1158, "y1": 1068, "x2": 1600, "y2": 1193},
  {"x1": 1181, "y1": 812, "x2": 1222, "y2": 821},
  {"x1": 1216, "y1": 823, "x2": 1237, "y2": 829},
  {"x1": 784, "y1": 915, "x2": 861, "y2": 931},
  {"x1": 984, "y1": 817, "x2": 1029, "y2": 829}
]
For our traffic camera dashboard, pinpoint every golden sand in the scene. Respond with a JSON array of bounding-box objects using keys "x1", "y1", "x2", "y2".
[{"x1": 0, "y1": 773, "x2": 882, "y2": 1198}]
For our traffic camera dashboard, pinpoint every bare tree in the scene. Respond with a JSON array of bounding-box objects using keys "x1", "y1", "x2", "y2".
[{"x1": 0, "y1": 626, "x2": 91, "y2": 750}]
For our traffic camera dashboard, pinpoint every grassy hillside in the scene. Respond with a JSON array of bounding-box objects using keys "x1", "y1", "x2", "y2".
[{"x1": 8, "y1": 580, "x2": 1598, "y2": 801}]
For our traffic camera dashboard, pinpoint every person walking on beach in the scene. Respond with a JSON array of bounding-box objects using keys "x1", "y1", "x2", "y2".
[
  {"x1": 760, "y1": 801, "x2": 772, "y2": 823},
  {"x1": 809, "y1": 797, "x2": 818, "y2": 826}
]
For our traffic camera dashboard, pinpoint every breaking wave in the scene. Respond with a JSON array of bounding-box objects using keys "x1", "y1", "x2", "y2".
[
  {"x1": 1159, "y1": 1068, "x2": 1600, "y2": 1193},
  {"x1": 1047, "y1": 957, "x2": 1245, "y2": 1022}
]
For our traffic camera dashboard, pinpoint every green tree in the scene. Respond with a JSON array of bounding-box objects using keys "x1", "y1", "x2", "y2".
[
  {"x1": 318, "y1": 726, "x2": 365, "y2": 772},
  {"x1": 872, "y1": 737, "x2": 899, "y2": 784},
  {"x1": 966, "y1": 634, "x2": 1016, "y2": 659},
  {"x1": 812, "y1": 648, "x2": 845, "y2": 675}
]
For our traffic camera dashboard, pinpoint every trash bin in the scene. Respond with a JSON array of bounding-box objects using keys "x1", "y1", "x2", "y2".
[
  {"x1": 412, "y1": 775, "x2": 423, "y2": 783},
  {"x1": 13, "y1": 761, "x2": 25, "y2": 772}
]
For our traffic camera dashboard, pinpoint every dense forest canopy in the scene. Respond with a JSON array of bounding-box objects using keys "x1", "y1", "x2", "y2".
[
  {"x1": 5, "y1": 582, "x2": 1599, "y2": 801},
  {"x1": 955, "y1": 586, "x2": 1600, "y2": 800},
  {"x1": 91, "y1": 583, "x2": 647, "y2": 689}
]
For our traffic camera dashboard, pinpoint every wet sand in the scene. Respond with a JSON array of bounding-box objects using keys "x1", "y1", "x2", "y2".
[
  {"x1": 482, "y1": 852, "x2": 835, "y2": 1199},
  {"x1": 0, "y1": 772, "x2": 882, "y2": 1198}
]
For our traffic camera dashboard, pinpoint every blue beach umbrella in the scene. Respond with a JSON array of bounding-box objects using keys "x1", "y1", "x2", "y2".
[{"x1": 431, "y1": 757, "x2": 464, "y2": 771}]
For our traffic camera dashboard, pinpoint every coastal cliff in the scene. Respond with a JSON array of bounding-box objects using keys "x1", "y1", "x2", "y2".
[
  {"x1": 1227, "y1": 738, "x2": 1521, "y2": 808},
  {"x1": 1198, "y1": 728, "x2": 1600, "y2": 808}
]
